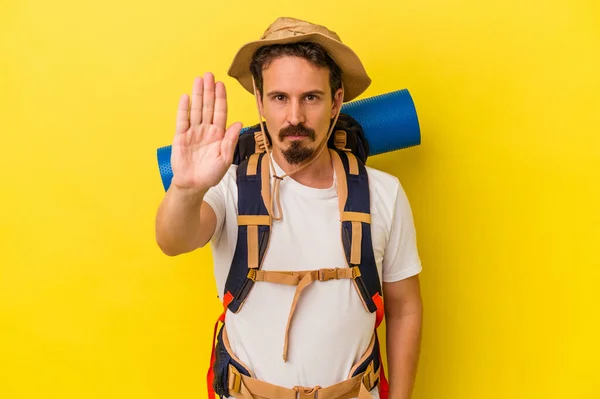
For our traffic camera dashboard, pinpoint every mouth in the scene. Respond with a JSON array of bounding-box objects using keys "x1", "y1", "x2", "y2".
[{"x1": 285, "y1": 135, "x2": 308, "y2": 140}]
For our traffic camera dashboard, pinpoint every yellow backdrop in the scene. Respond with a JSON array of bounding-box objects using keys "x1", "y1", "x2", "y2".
[{"x1": 1, "y1": 0, "x2": 599, "y2": 398}]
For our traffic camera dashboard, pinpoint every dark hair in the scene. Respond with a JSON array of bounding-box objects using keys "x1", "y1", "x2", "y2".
[{"x1": 249, "y1": 42, "x2": 342, "y2": 100}]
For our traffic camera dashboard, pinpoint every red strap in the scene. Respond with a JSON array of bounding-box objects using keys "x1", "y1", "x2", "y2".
[
  {"x1": 371, "y1": 297, "x2": 387, "y2": 399},
  {"x1": 221, "y1": 291, "x2": 234, "y2": 317},
  {"x1": 372, "y1": 292, "x2": 384, "y2": 328},
  {"x1": 207, "y1": 291, "x2": 234, "y2": 399},
  {"x1": 379, "y1": 351, "x2": 389, "y2": 399},
  {"x1": 206, "y1": 317, "x2": 221, "y2": 399}
]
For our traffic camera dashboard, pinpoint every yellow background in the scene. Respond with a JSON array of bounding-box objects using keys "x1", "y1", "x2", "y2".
[{"x1": 1, "y1": 0, "x2": 599, "y2": 398}]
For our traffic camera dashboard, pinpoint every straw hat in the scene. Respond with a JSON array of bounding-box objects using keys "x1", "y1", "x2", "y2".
[{"x1": 227, "y1": 17, "x2": 371, "y2": 102}]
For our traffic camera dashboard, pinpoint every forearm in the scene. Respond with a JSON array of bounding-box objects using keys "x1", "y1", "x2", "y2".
[
  {"x1": 386, "y1": 307, "x2": 422, "y2": 399},
  {"x1": 155, "y1": 185, "x2": 208, "y2": 256}
]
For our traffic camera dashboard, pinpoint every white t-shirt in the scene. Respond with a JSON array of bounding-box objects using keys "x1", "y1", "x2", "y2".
[{"x1": 204, "y1": 154, "x2": 421, "y2": 398}]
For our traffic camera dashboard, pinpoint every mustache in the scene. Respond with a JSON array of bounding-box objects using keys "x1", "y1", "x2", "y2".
[{"x1": 278, "y1": 124, "x2": 316, "y2": 141}]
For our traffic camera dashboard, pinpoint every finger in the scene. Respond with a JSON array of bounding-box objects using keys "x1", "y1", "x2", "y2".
[
  {"x1": 213, "y1": 81, "x2": 227, "y2": 130},
  {"x1": 221, "y1": 122, "x2": 242, "y2": 162},
  {"x1": 190, "y1": 76, "x2": 203, "y2": 125},
  {"x1": 175, "y1": 94, "x2": 190, "y2": 134},
  {"x1": 202, "y1": 72, "x2": 215, "y2": 125}
]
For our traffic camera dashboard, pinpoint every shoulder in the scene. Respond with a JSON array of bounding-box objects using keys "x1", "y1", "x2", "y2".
[
  {"x1": 365, "y1": 165, "x2": 400, "y2": 186},
  {"x1": 365, "y1": 165, "x2": 401, "y2": 200},
  {"x1": 364, "y1": 165, "x2": 414, "y2": 231}
]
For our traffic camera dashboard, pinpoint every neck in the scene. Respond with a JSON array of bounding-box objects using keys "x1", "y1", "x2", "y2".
[{"x1": 271, "y1": 145, "x2": 333, "y2": 189}]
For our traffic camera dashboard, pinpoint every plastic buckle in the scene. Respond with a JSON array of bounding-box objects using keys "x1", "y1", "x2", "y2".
[
  {"x1": 318, "y1": 268, "x2": 338, "y2": 281},
  {"x1": 362, "y1": 361, "x2": 377, "y2": 390},
  {"x1": 228, "y1": 365, "x2": 242, "y2": 393},
  {"x1": 247, "y1": 269, "x2": 257, "y2": 282},
  {"x1": 294, "y1": 385, "x2": 320, "y2": 399}
]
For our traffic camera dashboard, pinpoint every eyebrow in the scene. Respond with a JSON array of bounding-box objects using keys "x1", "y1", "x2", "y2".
[{"x1": 266, "y1": 90, "x2": 326, "y2": 97}]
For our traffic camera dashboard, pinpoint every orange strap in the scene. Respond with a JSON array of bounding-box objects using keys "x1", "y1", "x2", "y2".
[
  {"x1": 372, "y1": 292, "x2": 385, "y2": 328},
  {"x1": 372, "y1": 297, "x2": 388, "y2": 399},
  {"x1": 379, "y1": 353, "x2": 389, "y2": 399}
]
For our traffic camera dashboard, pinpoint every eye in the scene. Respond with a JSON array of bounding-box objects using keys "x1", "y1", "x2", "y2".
[
  {"x1": 305, "y1": 94, "x2": 318, "y2": 101},
  {"x1": 273, "y1": 94, "x2": 286, "y2": 102}
]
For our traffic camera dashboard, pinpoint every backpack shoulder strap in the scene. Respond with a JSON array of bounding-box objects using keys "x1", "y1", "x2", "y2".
[
  {"x1": 223, "y1": 152, "x2": 272, "y2": 313},
  {"x1": 330, "y1": 148, "x2": 384, "y2": 328},
  {"x1": 331, "y1": 147, "x2": 388, "y2": 395}
]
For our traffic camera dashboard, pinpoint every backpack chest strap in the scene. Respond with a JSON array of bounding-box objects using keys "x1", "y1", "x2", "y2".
[{"x1": 248, "y1": 267, "x2": 361, "y2": 362}]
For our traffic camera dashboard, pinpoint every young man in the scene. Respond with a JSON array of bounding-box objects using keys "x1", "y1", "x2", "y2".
[{"x1": 155, "y1": 17, "x2": 423, "y2": 399}]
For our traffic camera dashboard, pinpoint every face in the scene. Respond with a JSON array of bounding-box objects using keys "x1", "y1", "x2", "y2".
[{"x1": 258, "y1": 56, "x2": 343, "y2": 165}]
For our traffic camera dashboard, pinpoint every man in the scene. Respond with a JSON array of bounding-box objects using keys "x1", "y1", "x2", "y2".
[{"x1": 155, "y1": 17, "x2": 422, "y2": 399}]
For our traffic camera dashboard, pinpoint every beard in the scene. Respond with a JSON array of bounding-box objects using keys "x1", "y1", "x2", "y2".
[{"x1": 278, "y1": 124, "x2": 316, "y2": 165}]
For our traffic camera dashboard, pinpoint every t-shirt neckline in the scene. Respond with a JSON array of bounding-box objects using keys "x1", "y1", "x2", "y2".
[{"x1": 269, "y1": 153, "x2": 338, "y2": 200}]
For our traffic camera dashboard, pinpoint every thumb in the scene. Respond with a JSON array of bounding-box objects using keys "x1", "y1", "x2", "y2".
[{"x1": 221, "y1": 122, "x2": 243, "y2": 162}]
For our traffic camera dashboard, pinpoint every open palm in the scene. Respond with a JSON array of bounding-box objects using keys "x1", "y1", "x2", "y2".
[{"x1": 171, "y1": 73, "x2": 242, "y2": 191}]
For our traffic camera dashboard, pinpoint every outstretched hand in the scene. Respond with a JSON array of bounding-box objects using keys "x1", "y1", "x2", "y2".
[{"x1": 170, "y1": 73, "x2": 242, "y2": 192}]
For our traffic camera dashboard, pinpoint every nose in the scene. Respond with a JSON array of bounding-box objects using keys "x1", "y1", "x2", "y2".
[{"x1": 287, "y1": 99, "x2": 305, "y2": 126}]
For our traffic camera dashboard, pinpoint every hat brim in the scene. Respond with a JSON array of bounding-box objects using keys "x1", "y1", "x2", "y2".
[{"x1": 227, "y1": 32, "x2": 371, "y2": 102}]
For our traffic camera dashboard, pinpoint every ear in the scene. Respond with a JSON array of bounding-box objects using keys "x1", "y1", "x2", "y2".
[{"x1": 330, "y1": 87, "x2": 344, "y2": 119}]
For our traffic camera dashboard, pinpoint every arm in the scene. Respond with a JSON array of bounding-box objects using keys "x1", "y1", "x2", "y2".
[
  {"x1": 383, "y1": 275, "x2": 423, "y2": 399},
  {"x1": 155, "y1": 186, "x2": 217, "y2": 256},
  {"x1": 154, "y1": 73, "x2": 241, "y2": 256}
]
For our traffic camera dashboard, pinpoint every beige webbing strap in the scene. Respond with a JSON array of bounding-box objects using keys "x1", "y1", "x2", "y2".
[
  {"x1": 330, "y1": 149, "x2": 348, "y2": 221},
  {"x1": 260, "y1": 152, "x2": 272, "y2": 216},
  {"x1": 249, "y1": 153, "x2": 273, "y2": 270},
  {"x1": 281, "y1": 267, "x2": 356, "y2": 362},
  {"x1": 357, "y1": 380, "x2": 374, "y2": 399},
  {"x1": 282, "y1": 269, "x2": 325, "y2": 362},
  {"x1": 247, "y1": 153, "x2": 260, "y2": 176},
  {"x1": 248, "y1": 269, "x2": 300, "y2": 285},
  {"x1": 344, "y1": 151, "x2": 359, "y2": 176},
  {"x1": 237, "y1": 215, "x2": 271, "y2": 270},
  {"x1": 340, "y1": 213, "x2": 371, "y2": 268},
  {"x1": 245, "y1": 267, "x2": 359, "y2": 362},
  {"x1": 350, "y1": 221, "x2": 362, "y2": 265},
  {"x1": 228, "y1": 364, "x2": 373, "y2": 399},
  {"x1": 342, "y1": 211, "x2": 371, "y2": 224},
  {"x1": 247, "y1": 226, "x2": 259, "y2": 269},
  {"x1": 237, "y1": 215, "x2": 271, "y2": 226},
  {"x1": 249, "y1": 268, "x2": 355, "y2": 285}
]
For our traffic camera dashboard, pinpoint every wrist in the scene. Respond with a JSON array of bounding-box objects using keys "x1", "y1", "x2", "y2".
[{"x1": 170, "y1": 183, "x2": 208, "y2": 205}]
